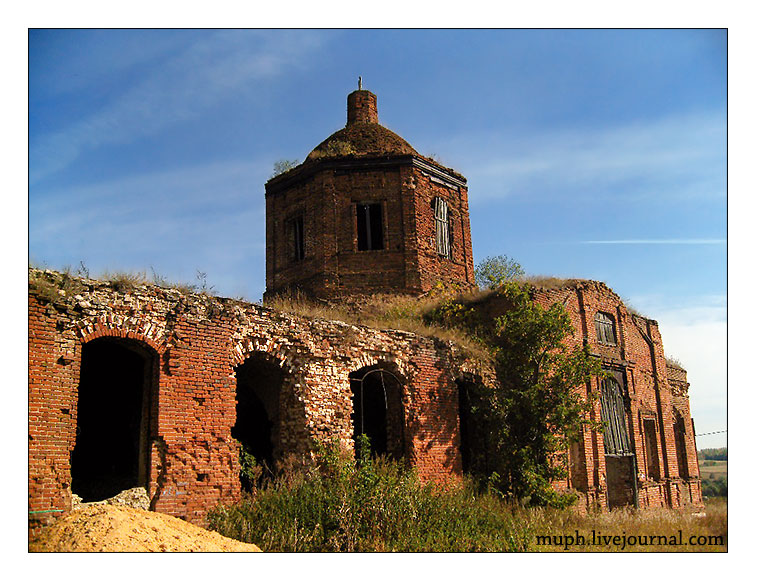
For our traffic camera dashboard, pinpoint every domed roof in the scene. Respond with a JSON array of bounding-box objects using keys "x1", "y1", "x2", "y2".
[
  {"x1": 306, "y1": 122, "x2": 418, "y2": 161},
  {"x1": 306, "y1": 89, "x2": 418, "y2": 161}
]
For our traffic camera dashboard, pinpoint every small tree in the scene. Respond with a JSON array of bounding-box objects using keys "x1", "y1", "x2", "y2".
[
  {"x1": 428, "y1": 281, "x2": 602, "y2": 507},
  {"x1": 475, "y1": 255, "x2": 525, "y2": 289},
  {"x1": 270, "y1": 159, "x2": 300, "y2": 178}
]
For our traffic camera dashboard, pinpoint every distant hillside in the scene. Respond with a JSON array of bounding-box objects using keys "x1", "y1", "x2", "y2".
[{"x1": 698, "y1": 447, "x2": 727, "y2": 461}]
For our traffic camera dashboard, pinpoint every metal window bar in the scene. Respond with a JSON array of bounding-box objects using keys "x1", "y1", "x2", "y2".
[
  {"x1": 434, "y1": 198, "x2": 450, "y2": 257},
  {"x1": 352, "y1": 368, "x2": 404, "y2": 456},
  {"x1": 357, "y1": 203, "x2": 383, "y2": 251},
  {"x1": 292, "y1": 216, "x2": 304, "y2": 261}
]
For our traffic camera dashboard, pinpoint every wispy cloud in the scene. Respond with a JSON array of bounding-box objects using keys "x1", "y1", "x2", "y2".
[
  {"x1": 30, "y1": 30, "x2": 326, "y2": 183},
  {"x1": 581, "y1": 238, "x2": 726, "y2": 245},
  {"x1": 440, "y1": 111, "x2": 725, "y2": 204},
  {"x1": 29, "y1": 159, "x2": 269, "y2": 291}
]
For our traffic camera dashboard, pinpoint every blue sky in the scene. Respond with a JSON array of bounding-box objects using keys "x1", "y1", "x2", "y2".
[{"x1": 28, "y1": 29, "x2": 727, "y2": 447}]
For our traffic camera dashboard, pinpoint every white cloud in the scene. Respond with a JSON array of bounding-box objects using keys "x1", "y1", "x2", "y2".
[
  {"x1": 30, "y1": 30, "x2": 326, "y2": 183},
  {"x1": 441, "y1": 111, "x2": 726, "y2": 205},
  {"x1": 581, "y1": 239, "x2": 726, "y2": 245},
  {"x1": 629, "y1": 294, "x2": 727, "y2": 448}
]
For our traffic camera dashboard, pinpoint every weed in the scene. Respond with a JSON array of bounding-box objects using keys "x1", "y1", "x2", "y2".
[{"x1": 208, "y1": 445, "x2": 726, "y2": 552}]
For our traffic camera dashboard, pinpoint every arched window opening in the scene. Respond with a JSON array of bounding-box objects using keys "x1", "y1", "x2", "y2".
[
  {"x1": 232, "y1": 353, "x2": 284, "y2": 489},
  {"x1": 350, "y1": 366, "x2": 405, "y2": 460},
  {"x1": 71, "y1": 337, "x2": 156, "y2": 502}
]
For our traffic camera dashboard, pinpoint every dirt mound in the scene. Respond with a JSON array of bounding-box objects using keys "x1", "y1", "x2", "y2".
[{"x1": 29, "y1": 504, "x2": 261, "y2": 552}]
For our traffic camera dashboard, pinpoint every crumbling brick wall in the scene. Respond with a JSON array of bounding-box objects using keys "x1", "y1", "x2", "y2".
[
  {"x1": 28, "y1": 269, "x2": 479, "y2": 530},
  {"x1": 526, "y1": 281, "x2": 703, "y2": 510}
]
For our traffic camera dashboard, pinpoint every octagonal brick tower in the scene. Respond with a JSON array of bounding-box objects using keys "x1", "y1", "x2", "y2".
[{"x1": 264, "y1": 88, "x2": 475, "y2": 300}]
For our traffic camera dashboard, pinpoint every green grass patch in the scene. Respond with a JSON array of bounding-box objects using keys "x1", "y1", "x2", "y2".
[{"x1": 208, "y1": 442, "x2": 726, "y2": 552}]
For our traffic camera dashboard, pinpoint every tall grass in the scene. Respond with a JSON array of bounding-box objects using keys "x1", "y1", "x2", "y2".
[
  {"x1": 207, "y1": 442, "x2": 726, "y2": 552},
  {"x1": 265, "y1": 289, "x2": 491, "y2": 362}
]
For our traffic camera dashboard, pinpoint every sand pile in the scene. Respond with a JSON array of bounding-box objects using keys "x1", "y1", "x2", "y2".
[{"x1": 30, "y1": 504, "x2": 261, "y2": 552}]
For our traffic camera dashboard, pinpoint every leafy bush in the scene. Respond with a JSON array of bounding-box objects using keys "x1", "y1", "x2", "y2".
[
  {"x1": 426, "y1": 282, "x2": 603, "y2": 507},
  {"x1": 208, "y1": 440, "x2": 727, "y2": 552},
  {"x1": 209, "y1": 439, "x2": 534, "y2": 552},
  {"x1": 702, "y1": 477, "x2": 727, "y2": 498}
]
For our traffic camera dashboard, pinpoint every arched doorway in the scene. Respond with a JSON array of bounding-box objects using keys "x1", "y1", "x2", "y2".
[
  {"x1": 71, "y1": 337, "x2": 156, "y2": 501},
  {"x1": 232, "y1": 353, "x2": 283, "y2": 489},
  {"x1": 349, "y1": 365, "x2": 405, "y2": 460}
]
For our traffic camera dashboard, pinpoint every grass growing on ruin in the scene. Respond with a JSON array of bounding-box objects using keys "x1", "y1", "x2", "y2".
[
  {"x1": 264, "y1": 288, "x2": 491, "y2": 362},
  {"x1": 208, "y1": 442, "x2": 726, "y2": 552}
]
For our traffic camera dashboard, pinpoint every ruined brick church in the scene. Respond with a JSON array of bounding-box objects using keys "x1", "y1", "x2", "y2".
[{"x1": 28, "y1": 87, "x2": 702, "y2": 530}]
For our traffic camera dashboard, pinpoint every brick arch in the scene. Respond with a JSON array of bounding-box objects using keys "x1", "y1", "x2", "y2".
[
  {"x1": 348, "y1": 352, "x2": 411, "y2": 383},
  {"x1": 230, "y1": 336, "x2": 302, "y2": 376},
  {"x1": 75, "y1": 318, "x2": 167, "y2": 355},
  {"x1": 72, "y1": 322, "x2": 162, "y2": 503}
]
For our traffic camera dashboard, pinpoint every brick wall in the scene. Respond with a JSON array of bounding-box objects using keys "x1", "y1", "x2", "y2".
[
  {"x1": 28, "y1": 270, "x2": 476, "y2": 529},
  {"x1": 29, "y1": 269, "x2": 702, "y2": 534},
  {"x1": 265, "y1": 157, "x2": 475, "y2": 299},
  {"x1": 527, "y1": 281, "x2": 703, "y2": 510}
]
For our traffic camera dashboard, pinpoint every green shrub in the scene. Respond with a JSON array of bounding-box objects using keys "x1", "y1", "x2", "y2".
[
  {"x1": 208, "y1": 439, "x2": 533, "y2": 552},
  {"x1": 208, "y1": 441, "x2": 727, "y2": 552}
]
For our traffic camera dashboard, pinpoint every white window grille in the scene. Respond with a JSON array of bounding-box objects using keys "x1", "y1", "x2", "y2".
[{"x1": 434, "y1": 198, "x2": 450, "y2": 258}]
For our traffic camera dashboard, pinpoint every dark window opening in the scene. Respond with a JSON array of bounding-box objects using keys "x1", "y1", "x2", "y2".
[
  {"x1": 434, "y1": 197, "x2": 451, "y2": 258},
  {"x1": 455, "y1": 379, "x2": 492, "y2": 476},
  {"x1": 356, "y1": 203, "x2": 384, "y2": 251},
  {"x1": 595, "y1": 312, "x2": 617, "y2": 346},
  {"x1": 457, "y1": 380, "x2": 471, "y2": 473},
  {"x1": 71, "y1": 338, "x2": 154, "y2": 502},
  {"x1": 287, "y1": 215, "x2": 305, "y2": 262},
  {"x1": 673, "y1": 413, "x2": 690, "y2": 479},
  {"x1": 350, "y1": 366, "x2": 404, "y2": 459},
  {"x1": 643, "y1": 419, "x2": 661, "y2": 481},
  {"x1": 233, "y1": 353, "x2": 284, "y2": 490}
]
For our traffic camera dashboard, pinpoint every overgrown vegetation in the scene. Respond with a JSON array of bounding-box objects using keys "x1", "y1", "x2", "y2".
[
  {"x1": 266, "y1": 256, "x2": 607, "y2": 507},
  {"x1": 474, "y1": 254, "x2": 525, "y2": 288},
  {"x1": 264, "y1": 286, "x2": 491, "y2": 362},
  {"x1": 209, "y1": 440, "x2": 726, "y2": 552},
  {"x1": 426, "y1": 281, "x2": 603, "y2": 506},
  {"x1": 698, "y1": 448, "x2": 727, "y2": 499},
  {"x1": 309, "y1": 140, "x2": 356, "y2": 159},
  {"x1": 29, "y1": 263, "x2": 216, "y2": 300}
]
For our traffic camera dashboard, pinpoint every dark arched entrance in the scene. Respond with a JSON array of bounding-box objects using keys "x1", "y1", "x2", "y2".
[
  {"x1": 349, "y1": 365, "x2": 405, "y2": 460},
  {"x1": 232, "y1": 353, "x2": 283, "y2": 488},
  {"x1": 71, "y1": 337, "x2": 156, "y2": 501}
]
